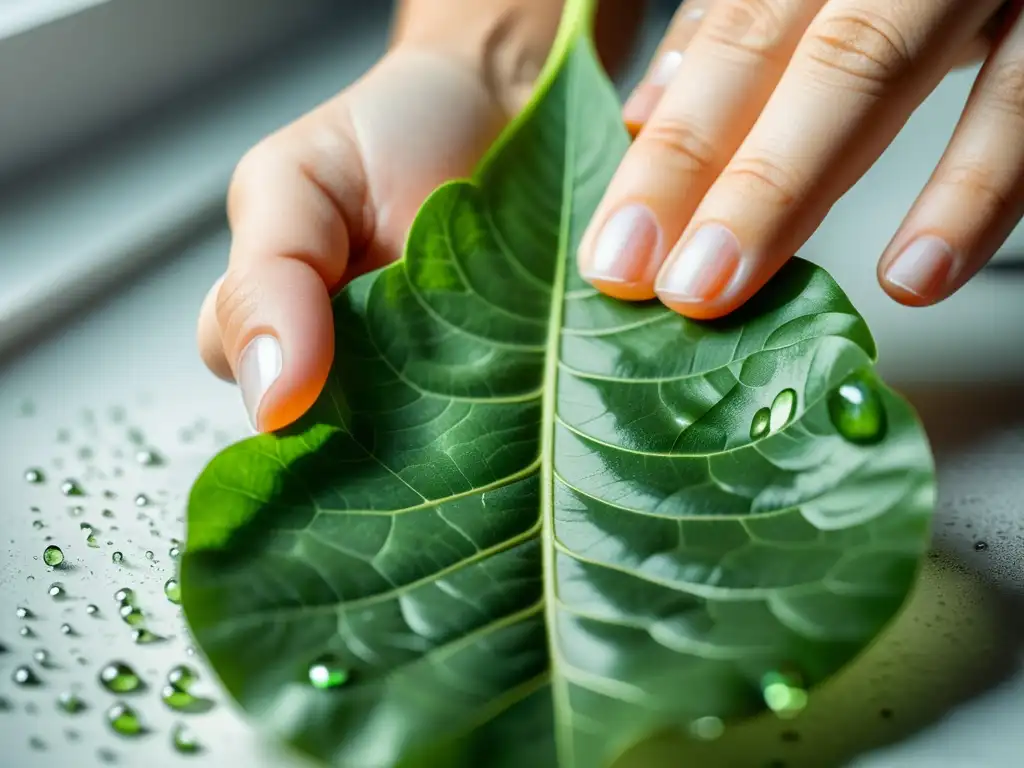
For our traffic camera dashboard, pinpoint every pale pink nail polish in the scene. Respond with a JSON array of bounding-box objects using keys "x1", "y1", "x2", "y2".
[
  {"x1": 582, "y1": 204, "x2": 663, "y2": 285},
  {"x1": 623, "y1": 51, "x2": 683, "y2": 129},
  {"x1": 655, "y1": 224, "x2": 741, "y2": 303},
  {"x1": 885, "y1": 236, "x2": 958, "y2": 297}
]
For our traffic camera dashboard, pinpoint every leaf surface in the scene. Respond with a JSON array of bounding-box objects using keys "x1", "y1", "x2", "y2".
[{"x1": 181, "y1": 1, "x2": 935, "y2": 765}]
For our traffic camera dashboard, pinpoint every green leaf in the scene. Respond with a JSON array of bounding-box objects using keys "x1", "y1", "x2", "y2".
[{"x1": 180, "y1": 1, "x2": 935, "y2": 765}]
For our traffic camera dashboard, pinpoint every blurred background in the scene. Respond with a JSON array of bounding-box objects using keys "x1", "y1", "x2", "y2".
[{"x1": 0, "y1": 1, "x2": 1022, "y2": 766}]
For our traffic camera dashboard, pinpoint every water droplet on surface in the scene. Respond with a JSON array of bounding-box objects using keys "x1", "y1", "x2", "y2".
[
  {"x1": 135, "y1": 449, "x2": 163, "y2": 467},
  {"x1": 28, "y1": 736, "x2": 46, "y2": 751},
  {"x1": 48, "y1": 583, "x2": 66, "y2": 599},
  {"x1": 106, "y1": 702, "x2": 144, "y2": 736},
  {"x1": 97, "y1": 747, "x2": 118, "y2": 763},
  {"x1": 13, "y1": 666, "x2": 41, "y2": 686},
  {"x1": 19, "y1": 626, "x2": 35, "y2": 638},
  {"x1": 111, "y1": 551, "x2": 123, "y2": 564},
  {"x1": 172, "y1": 723, "x2": 201, "y2": 754},
  {"x1": 308, "y1": 657, "x2": 350, "y2": 689},
  {"x1": 167, "y1": 665, "x2": 196, "y2": 690},
  {"x1": 761, "y1": 669, "x2": 807, "y2": 719},
  {"x1": 102, "y1": 508, "x2": 115, "y2": 518},
  {"x1": 974, "y1": 541, "x2": 989, "y2": 551},
  {"x1": 86, "y1": 604, "x2": 100, "y2": 616},
  {"x1": 144, "y1": 550, "x2": 154, "y2": 561},
  {"x1": 164, "y1": 578, "x2": 181, "y2": 605},
  {"x1": 60, "y1": 623, "x2": 75, "y2": 636},
  {"x1": 33, "y1": 649, "x2": 52, "y2": 667},
  {"x1": 134, "y1": 494, "x2": 149, "y2": 508},
  {"x1": 119, "y1": 605, "x2": 144, "y2": 627},
  {"x1": 168, "y1": 545, "x2": 181, "y2": 560},
  {"x1": 114, "y1": 588, "x2": 134, "y2": 605},
  {"x1": 43, "y1": 545, "x2": 64, "y2": 567},
  {"x1": 86, "y1": 534, "x2": 99, "y2": 548},
  {"x1": 749, "y1": 408, "x2": 771, "y2": 440},
  {"x1": 57, "y1": 691, "x2": 86, "y2": 714},
  {"x1": 61, "y1": 480, "x2": 85, "y2": 497},
  {"x1": 16, "y1": 606, "x2": 33, "y2": 619},
  {"x1": 32, "y1": 519, "x2": 45, "y2": 530},
  {"x1": 769, "y1": 388, "x2": 797, "y2": 432},
  {"x1": 827, "y1": 373, "x2": 887, "y2": 445},
  {"x1": 25, "y1": 468, "x2": 45, "y2": 484},
  {"x1": 689, "y1": 716, "x2": 725, "y2": 741},
  {"x1": 99, "y1": 662, "x2": 141, "y2": 693},
  {"x1": 131, "y1": 629, "x2": 166, "y2": 645}
]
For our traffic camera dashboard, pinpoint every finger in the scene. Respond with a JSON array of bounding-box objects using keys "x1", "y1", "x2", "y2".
[
  {"x1": 623, "y1": 0, "x2": 715, "y2": 134},
  {"x1": 655, "y1": 0, "x2": 1003, "y2": 320},
  {"x1": 579, "y1": 0, "x2": 823, "y2": 300},
  {"x1": 196, "y1": 102, "x2": 370, "y2": 432},
  {"x1": 880, "y1": 2, "x2": 1024, "y2": 306}
]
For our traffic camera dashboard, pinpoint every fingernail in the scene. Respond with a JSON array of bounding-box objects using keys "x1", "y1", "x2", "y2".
[
  {"x1": 623, "y1": 50, "x2": 683, "y2": 130},
  {"x1": 884, "y1": 236, "x2": 957, "y2": 297},
  {"x1": 582, "y1": 204, "x2": 662, "y2": 285},
  {"x1": 238, "y1": 335, "x2": 283, "y2": 431},
  {"x1": 656, "y1": 223, "x2": 741, "y2": 303}
]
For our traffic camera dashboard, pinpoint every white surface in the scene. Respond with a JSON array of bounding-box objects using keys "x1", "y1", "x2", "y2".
[
  {"x1": 0, "y1": 14, "x2": 1023, "y2": 768},
  {"x1": 0, "y1": 0, "x2": 105, "y2": 38}
]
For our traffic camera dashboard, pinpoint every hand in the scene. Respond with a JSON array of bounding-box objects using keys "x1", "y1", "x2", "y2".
[
  {"x1": 197, "y1": 49, "x2": 509, "y2": 432},
  {"x1": 578, "y1": 0, "x2": 1024, "y2": 320}
]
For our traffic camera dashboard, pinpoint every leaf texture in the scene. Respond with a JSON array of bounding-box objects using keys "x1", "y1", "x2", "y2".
[{"x1": 181, "y1": 2, "x2": 935, "y2": 766}]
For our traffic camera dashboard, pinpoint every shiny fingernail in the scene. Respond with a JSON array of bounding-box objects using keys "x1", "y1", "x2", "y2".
[
  {"x1": 582, "y1": 204, "x2": 663, "y2": 285},
  {"x1": 885, "y1": 236, "x2": 957, "y2": 297},
  {"x1": 238, "y1": 335, "x2": 283, "y2": 432},
  {"x1": 623, "y1": 50, "x2": 683, "y2": 129},
  {"x1": 656, "y1": 223, "x2": 741, "y2": 303}
]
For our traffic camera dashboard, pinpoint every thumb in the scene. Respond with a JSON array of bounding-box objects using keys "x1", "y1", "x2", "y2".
[{"x1": 197, "y1": 105, "x2": 370, "y2": 433}]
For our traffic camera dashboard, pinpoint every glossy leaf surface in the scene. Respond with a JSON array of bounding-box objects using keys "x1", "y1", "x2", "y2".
[{"x1": 181, "y1": 1, "x2": 935, "y2": 765}]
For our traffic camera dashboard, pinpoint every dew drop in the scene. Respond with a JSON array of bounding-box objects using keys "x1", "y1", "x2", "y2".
[
  {"x1": 86, "y1": 534, "x2": 99, "y2": 549},
  {"x1": 167, "y1": 665, "x2": 196, "y2": 691},
  {"x1": 60, "y1": 623, "x2": 75, "y2": 636},
  {"x1": 19, "y1": 626, "x2": 35, "y2": 638},
  {"x1": 57, "y1": 691, "x2": 86, "y2": 714},
  {"x1": 168, "y1": 545, "x2": 181, "y2": 560},
  {"x1": 114, "y1": 588, "x2": 134, "y2": 605},
  {"x1": 86, "y1": 604, "x2": 100, "y2": 616},
  {"x1": 48, "y1": 582, "x2": 66, "y2": 599},
  {"x1": 769, "y1": 388, "x2": 797, "y2": 432},
  {"x1": 60, "y1": 480, "x2": 85, "y2": 497},
  {"x1": 172, "y1": 723, "x2": 201, "y2": 754},
  {"x1": 749, "y1": 407, "x2": 771, "y2": 440},
  {"x1": 134, "y1": 494, "x2": 149, "y2": 508},
  {"x1": 135, "y1": 449, "x2": 163, "y2": 467},
  {"x1": 32, "y1": 519, "x2": 45, "y2": 530},
  {"x1": 689, "y1": 715, "x2": 725, "y2": 741},
  {"x1": 16, "y1": 606, "x2": 33, "y2": 619},
  {"x1": 99, "y1": 662, "x2": 142, "y2": 693},
  {"x1": 32, "y1": 649, "x2": 52, "y2": 667},
  {"x1": 974, "y1": 541, "x2": 989, "y2": 552},
  {"x1": 13, "y1": 666, "x2": 41, "y2": 686},
  {"x1": 761, "y1": 669, "x2": 807, "y2": 719},
  {"x1": 119, "y1": 605, "x2": 144, "y2": 627},
  {"x1": 131, "y1": 629, "x2": 166, "y2": 645},
  {"x1": 308, "y1": 656, "x2": 350, "y2": 689},
  {"x1": 144, "y1": 550, "x2": 154, "y2": 561},
  {"x1": 106, "y1": 702, "x2": 144, "y2": 736},
  {"x1": 827, "y1": 373, "x2": 887, "y2": 445},
  {"x1": 42, "y1": 545, "x2": 64, "y2": 567},
  {"x1": 112, "y1": 551, "x2": 124, "y2": 564},
  {"x1": 25, "y1": 468, "x2": 45, "y2": 484},
  {"x1": 101, "y1": 508, "x2": 115, "y2": 518},
  {"x1": 164, "y1": 578, "x2": 181, "y2": 605}
]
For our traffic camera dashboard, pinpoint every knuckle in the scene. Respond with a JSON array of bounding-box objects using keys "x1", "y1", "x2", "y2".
[
  {"x1": 703, "y1": 0, "x2": 791, "y2": 59},
  {"x1": 938, "y1": 163, "x2": 1010, "y2": 215},
  {"x1": 719, "y1": 154, "x2": 802, "y2": 207},
  {"x1": 637, "y1": 118, "x2": 719, "y2": 175},
  {"x1": 215, "y1": 269, "x2": 263, "y2": 349},
  {"x1": 801, "y1": 9, "x2": 913, "y2": 95},
  {"x1": 980, "y1": 58, "x2": 1024, "y2": 120}
]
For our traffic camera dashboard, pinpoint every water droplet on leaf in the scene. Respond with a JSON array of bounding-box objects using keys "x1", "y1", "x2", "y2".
[
  {"x1": 43, "y1": 545, "x2": 64, "y2": 567},
  {"x1": 167, "y1": 665, "x2": 196, "y2": 691},
  {"x1": 57, "y1": 691, "x2": 86, "y2": 714},
  {"x1": 308, "y1": 657, "x2": 350, "y2": 689},
  {"x1": 750, "y1": 408, "x2": 771, "y2": 440},
  {"x1": 164, "y1": 578, "x2": 181, "y2": 605},
  {"x1": 769, "y1": 388, "x2": 797, "y2": 432},
  {"x1": 25, "y1": 468, "x2": 45, "y2": 484},
  {"x1": 828, "y1": 373, "x2": 887, "y2": 445},
  {"x1": 61, "y1": 480, "x2": 85, "y2": 497},
  {"x1": 172, "y1": 723, "x2": 201, "y2": 754},
  {"x1": 114, "y1": 588, "x2": 134, "y2": 605},
  {"x1": 131, "y1": 629, "x2": 166, "y2": 645},
  {"x1": 119, "y1": 605, "x2": 144, "y2": 626}
]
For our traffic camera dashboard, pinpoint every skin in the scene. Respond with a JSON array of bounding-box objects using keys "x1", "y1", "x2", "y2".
[{"x1": 198, "y1": 0, "x2": 1024, "y2": 433}]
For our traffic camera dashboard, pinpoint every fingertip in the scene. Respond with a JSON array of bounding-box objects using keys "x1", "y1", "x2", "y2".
[
  {"x1": 218, "y1": 259, "x2": 335, "y2": 433},
  {"x1": 198, "y1": 274, "x2": 234, "y2": 382}
]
